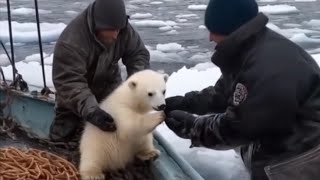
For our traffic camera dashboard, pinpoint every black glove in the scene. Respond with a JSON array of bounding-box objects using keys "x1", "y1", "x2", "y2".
[
  {"x1": 165, "y1": 110, "x2": 197, "y2": 139},
  {"x1": 165, "y1": 96, "x2": 186, "y2": 114},
  {"x1": 85, "y1": 107, "x2": 117, "y2": 132}
]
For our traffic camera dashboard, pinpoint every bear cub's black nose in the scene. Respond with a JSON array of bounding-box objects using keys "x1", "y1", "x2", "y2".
[{"x1": 158, "y1": 104, "x2": 166, "y2": 111}]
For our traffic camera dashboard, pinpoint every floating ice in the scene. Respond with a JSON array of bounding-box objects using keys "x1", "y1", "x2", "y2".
[
  {"x1": 0, "y1": 7, "x2": 51, "y2": 15},
  {"x1": 150, "y1": 1, "x2": 163, "y2": 4},
  {"x1": 259, "y1": 4, "x2": 299, "y2": 15},
  {"x1": 130, "y1": 20, "x2": 177, "y2": 28},
  {"x1": 65, "y1": 10, "x2": 78, "y2": 15},
  {"x1": 187, "y1": 5, "x2": 207, "y2": 11},
  {"x1": 198, "y1": 25, "x2": 206, "y2": 29},
  {"x1": 156, "y1": 43, "x2": 185, "y2": 52},
  {"x1": 175, "y1": 14, "x2": 198, "y2": 18},
  {"x1": 0, "y1": 21, "x2": 66, "y2": 43},
  {"x1": 130, "y1": 13, "x2": 153, "y2": 19}
]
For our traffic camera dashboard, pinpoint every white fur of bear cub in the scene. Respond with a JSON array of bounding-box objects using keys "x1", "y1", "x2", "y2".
[{"x1": 79, "y1": 69, "x2": 169, "y2": 180}]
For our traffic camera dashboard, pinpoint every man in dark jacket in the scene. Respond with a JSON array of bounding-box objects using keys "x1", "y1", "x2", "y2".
[
  {"x1": 164, "y1": 0, "x2": 320, "y2": 179},
  {"x1": 50, "y1": 0, "x2": 150, "y2": 142}
]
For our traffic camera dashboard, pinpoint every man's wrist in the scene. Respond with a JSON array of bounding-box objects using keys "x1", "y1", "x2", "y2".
[
  {"x1": 189, "y1": 117, "x2": 202, "y2": 148},
  {"x1": 83, "y1": 105, "x2": 99, "y2": 120}
]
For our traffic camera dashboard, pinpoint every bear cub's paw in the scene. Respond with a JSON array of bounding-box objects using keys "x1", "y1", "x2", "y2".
[
  {"x1": 81, "y1": 173, "x2": 105, "y2": 180},
  {"x1": 149, "y1": 111, "x2": 165, "y2": 125},
  {"x1": 136, "y1": 149, "x2": 161, "y2": 161}
]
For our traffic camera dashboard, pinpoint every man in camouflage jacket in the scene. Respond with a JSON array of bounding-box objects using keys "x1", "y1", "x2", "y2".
[{"x1": 50, "y1": 0, "x2": 150, "y2": 141}]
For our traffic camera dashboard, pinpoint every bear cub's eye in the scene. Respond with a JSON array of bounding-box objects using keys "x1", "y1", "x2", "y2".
[
  {"x1": 148, "y1": 92, "x2": 154, "y2": 97},
  {"x1": 162, "y1": 90, "x2": 166, "y2": 95}
]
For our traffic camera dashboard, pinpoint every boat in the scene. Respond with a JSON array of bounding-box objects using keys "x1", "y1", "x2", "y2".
[{"x1": 0, "y1": 0, "x2": 204, "y2": 179}]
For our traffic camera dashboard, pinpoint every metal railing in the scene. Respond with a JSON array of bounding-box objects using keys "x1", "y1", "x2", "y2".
[{"x1": 1, "y1": 0, "x2": 53, "y2": 95}]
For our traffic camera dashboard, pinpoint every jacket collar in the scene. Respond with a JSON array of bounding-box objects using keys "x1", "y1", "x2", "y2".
[{"x1": 211, "y1": 13, "x2": 269, "y2": 73}]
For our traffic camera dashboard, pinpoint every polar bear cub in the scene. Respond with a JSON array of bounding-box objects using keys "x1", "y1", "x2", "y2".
[{"x1": 79, "y1": 69, "x2": 169, "y2": 180}]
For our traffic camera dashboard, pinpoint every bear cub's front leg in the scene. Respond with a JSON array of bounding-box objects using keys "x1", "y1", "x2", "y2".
[
  {"x1": 136, "y1": 112, "x2": 164, "y2": 161},
  {"x1": 141, "y1": 111, "x2": 165, "y2": 134}
]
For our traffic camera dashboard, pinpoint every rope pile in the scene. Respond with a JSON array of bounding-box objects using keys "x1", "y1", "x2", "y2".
[{"x1": 0, "y1": 147, "x2": 80, "y2": 180}]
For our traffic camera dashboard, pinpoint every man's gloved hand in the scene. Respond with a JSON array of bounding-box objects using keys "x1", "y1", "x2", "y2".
[
  {"x1": 165, "y1": 96, "x2": 186, "y2": 114},
  {"x1": 165, "y1": 110, "x2": 197, "y2": 139},
  {"x1": 85, "y1": 107, "x2": 117, "y2": 132}
]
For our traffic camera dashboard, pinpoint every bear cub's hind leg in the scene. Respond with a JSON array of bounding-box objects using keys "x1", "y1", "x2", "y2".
[
  {"x1": 80, "y1": 171, "x2": 105, "y2": 180},
  {"x1": 79, "y1": 136, "x2": 107, "y2": 180},
  {"x1": 79, "y1": 161, "x2": 105, "y2": 180},
  {"x1": 136, "y1": 134, "x2": 160, "y2": 161}
]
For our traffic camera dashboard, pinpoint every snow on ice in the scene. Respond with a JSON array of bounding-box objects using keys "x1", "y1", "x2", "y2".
[
  {"x1": 290, "y1": 33, "x2": 320, "y2": 45},
  {"x1": 0, "y1": 54, "x2": 10, "y2": 66},
  {"x1": 303, "y1": 19, "x2": 320, "y2": 28},
  {"x1": 1, "y1": 61, "x2": 54, "y2": 89},
  {"x1": 24, "y1": 53, "x2": 53, "y2": 65},
  {"x1": 266, "y1": 23, "x2": 320, "y2": 44}
]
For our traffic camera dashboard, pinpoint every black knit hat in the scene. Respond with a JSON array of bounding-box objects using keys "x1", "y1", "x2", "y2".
[
  {"x1": 93, "y1": 0, "x2": 127, "y2": 30},
  {"x1": 205, "y1": 0, "x2": 258, "y2": 35}
]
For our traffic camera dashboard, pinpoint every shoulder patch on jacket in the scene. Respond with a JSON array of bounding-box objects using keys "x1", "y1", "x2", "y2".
[{"x1": 233, "y1": 83, "x2": 247, "y2": 106}]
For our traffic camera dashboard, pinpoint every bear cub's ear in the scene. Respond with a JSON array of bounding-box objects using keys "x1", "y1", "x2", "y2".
[
  {"x1": 163, "y1": 74, "x2": 169, "y2": 82},
  {"x1": 129, "y1": 81, "x2": 137, "y2": 89}
]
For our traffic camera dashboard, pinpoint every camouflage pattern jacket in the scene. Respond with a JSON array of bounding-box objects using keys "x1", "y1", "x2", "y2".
[{"x1": 52, "y1": 3, "x2": 150, "y2": 119}]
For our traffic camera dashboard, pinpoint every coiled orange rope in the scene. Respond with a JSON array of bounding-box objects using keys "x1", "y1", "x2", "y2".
[{"x1": 0, "y1": 147, "x2": 80, "y2": 180}]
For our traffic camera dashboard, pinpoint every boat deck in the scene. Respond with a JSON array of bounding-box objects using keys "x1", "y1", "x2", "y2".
[
  {"x1": 0, "y1": 84, "x2": 205, "y2": 180},
  {"x1": 0, "y1": 121, "x2": 159, "y2": 180}
]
